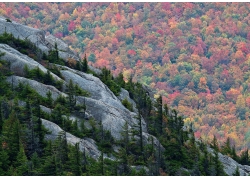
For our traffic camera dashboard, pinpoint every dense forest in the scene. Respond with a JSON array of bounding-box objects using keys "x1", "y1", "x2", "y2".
[
  {"x1": 1, "y1": 26, "x2": 249, "y2": 175},
  {"x1": 0, "y1": 2, "x2": 249, "y2": 152}
]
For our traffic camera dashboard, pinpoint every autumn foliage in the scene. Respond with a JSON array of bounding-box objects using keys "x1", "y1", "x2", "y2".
[{"x1": 1, "y1": 2, "x2": 250, "y2": 152}]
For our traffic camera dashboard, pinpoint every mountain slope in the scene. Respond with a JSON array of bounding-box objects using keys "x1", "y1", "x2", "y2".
[
  {"x1": 0, "y1": 16, "x2": 249, "y2": 176},
  {"x1": 1, "y1": 2, "x2": 250, "y2": 151}
]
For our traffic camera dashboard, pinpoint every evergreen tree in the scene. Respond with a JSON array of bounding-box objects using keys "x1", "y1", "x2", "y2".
[
  {"x1": 233, "y1": 166, "x2": 240, "y2": 176},
  {"x1": 40, "y1": 153, "x2": 57, "y2": 175},
  {"x1": 138, "y1": 112, "x2": 144, "y2": 162},
  {"x1": 2, "y1": 111, "x2": 20, "y2": 163},
  {"x1": 82, "y1": 54, "x2": 88, "y2": 73},
  {"x1": 117, "y1": 147, "x2": 130, "y2": 175},
  {"x1": 33, "y1": 98, "x2": 45, "y2": 155},
  {"x1": 14, "y1": 143, "x2": 29, "y2": 175},
  {"x1": 44, "y1": 70, "x2": 53, "y2": 84},
  {"x1": 211, "y1": 135, "x2": 219, "y2": 152},
  {"x1": 156, "y1": 96, "x2": 163, "y2": 135},
  {"x1": 239, "y1": 149, "x2": 249, "y2": 165},
  {"x1": 0, "y1": 137, "x2": 10, "y2": 175},
  {"x1": 213, "y1": 150, "x2": 225, "y2": 176},
  {"x1": 221, "y1": 137, "x2": 232, "y2": 156},
  {"x1": 0, "y1": 101, "x2": 3, "y2": 134},
  {"x1": 231, "y1": 145, "x2": 239, "y2": 162},
  {"x1": 199, "y1": 143, "x2": 210, "y2": 175},
  {"x1": 46, "y1": 91, "x2": 53, "y2": 108},
  {"x1": 51, "y1": 104, "x2": 64, "y2": 126},
  {"x1": 69, "y1": 143, "x2": 82, "y2": 175},
  {"x1": 67, "y1": 79, "x2": 76, "y2": 113}
]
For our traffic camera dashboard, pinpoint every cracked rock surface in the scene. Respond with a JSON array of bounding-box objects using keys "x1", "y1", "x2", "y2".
[{"x1": 207, "y1": 147, "x2": 250, "y2": 176}]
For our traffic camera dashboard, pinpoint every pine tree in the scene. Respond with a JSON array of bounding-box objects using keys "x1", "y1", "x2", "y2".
[
  {"x1": 213, "y1": 150, "x2": 225, "y2": 176},
  {"x1": 55, "y1": 42, "x2": 59, "y2": 61},
  {"x1": 2, "y1": 111, "x2": 20, "y2": 163},
  {"x1": 46, "y1": 91, "x2": 53, "y2": 108},
  {"x1": 67, "y1": 79, "x2": 76, "y2": 113},
  {"x1": 117, "y1": 147, "x2": 129, "y2": 175},
  {"x1": 69, "y1": 143, "x2": 82, "y2": 175},
  {"x1": 156, "y1": 96, "x2": 163, "y2": 135},
  {"x1": 0, "y1": 137, "x2": 10, "y2": 175},
  {"x1": 14, "y1": 143, "x2": 29, "y2": 176},
  {"x1": 44, "y1": 70, "x2": 53, "y2": 84},
  {"x1": 138, "y1": 112, "x2": 144, "y2": 162},
  {"x1": 82, "y1": 54, "x2": 88, "y2": 73},
  {"x1": 233, "y1": 166, "x2": 240, "y2": 176},
  {"x1": 40, "y1": 153, "x2": 57, "y2": 175},
  {"x1": 33, "y1": 98, "x2": 44, "y2": 155},
  {"x1": 231, "y1": 145, "x2": 238, "y2": 162},
  {"x1": 221, "y1": 137, "x2": 231, "y2": 156},
  {"x1": 51, "y1": 104, "x2": 63, "y2": 126},
  {"x1": 211, "y1": 135, "x2": 219, "y2": 152},
  {"x1": 199, "y1": 144, "x2": 210, "y2": 175},
  {"x1": 0, "y1": 101, "x2": 3, "y2": 134},
  {"x1": 120, "y1": 122, "x2": 129, "y2": 154},
  {"x1": 30, "y1": 152, "x2": 40, "y2": 175}
]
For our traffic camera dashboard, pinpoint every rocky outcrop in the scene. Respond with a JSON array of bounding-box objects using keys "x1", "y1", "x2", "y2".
[
  {"x1": 41, "y1": 119, "x2": 101, "y2": 160},
  {"x1": 0, "y1": 16, "x2": 79, "y2": 62},
  {"x1": 118, "y1": 88, "x2": 138, "y2": 113},
  {"x1": 45, "y1": 35, "x2": 80, "y2": 62},
  {"x1": 0, "y1": 44, "x2": 63, "y2": 82},
  {"x1": 0, "y1": 16, "x2": 49, "y2": 53},
  {"x1": 58, "y1": 67, "x2": 148, "y2": 138},
  {"x1": 207, "y1": 147, "x2": 250, "y2": 176},
  {"x1": 6, "y1": 75, "x2": 67, "y2": 100}
]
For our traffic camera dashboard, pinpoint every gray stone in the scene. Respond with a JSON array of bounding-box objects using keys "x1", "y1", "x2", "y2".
[
  {"x1": 41, "y1": 118, "x2": 101, "y2": 160},
  {"x1": 40, "y1": 105, "x2": 52, "y2": 114},
  {"x1": 207, "y1": 147, "x2": 250, "y2": 176},
  {"x1": 45, "y1": 35, "x2": 80, "y2": 62},
  {"x1": 118, "y1": 88, "x2": 138, "y2": 113},
  {"x1": 0, "y1": 16, "x2": 49, "y2": 53},
  {"x1": 0, "y1": 44, "x2": 63, "y2": 82},
  {"x1": 6, "y1": 75, "x2": 67, "y2": 100},
  {"x1": 88, "y1": 65, "x2": 102, "y2": 75},
  {"x1": 0, "y1": 17, "x2": 80, "y2": 63}
]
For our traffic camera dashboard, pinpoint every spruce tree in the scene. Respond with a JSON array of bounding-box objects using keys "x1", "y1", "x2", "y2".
[
  {"x1": 213, "y1": 150, "x2": 225, "y2": 176},
  {"x1": 0, "y1": 137, "x2": 10, "y2": 175},
  {"x1": 211, "y1": 135, "x2": 219, "y2": 152},
  {"x1": 14, "y1": 143, "x2": 29, "y2": 176},
  {"x1": 156, "y1": 96, "x2": 163, "y2": 135},
  {"x1": 221, "y1": 137, "x2": 231, "y2": 156},
  {"x1": 2, "y1": 111, "x2": 20, "y2": 163},
  {"x1": 82, "y1": 54, "x2": 88, "y2": 73},
  {"x1": 46, "y1": 91, "x2": 53, "y2": 108},
  {"x1": 233, "y1": 166, "x2": 240, "y2": 176},
  {"x1": 70, "y1": 143, "x2": 82, "y2": 175},
  {"x1": 67, "y1": 79, "x2": 76, "y2": 113},
  {"x1": 0, "y1": 101, "x2": 3, "y2": 134}
]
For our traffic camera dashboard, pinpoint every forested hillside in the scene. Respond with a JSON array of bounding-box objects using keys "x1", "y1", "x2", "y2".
[
  {"x1": 1, "y1": 16, "x2": 250, "y2": 176},
  {"x1": 0, "y1": 2, "x2": 249, "y2": 152}
]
